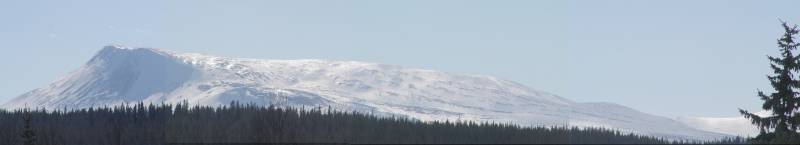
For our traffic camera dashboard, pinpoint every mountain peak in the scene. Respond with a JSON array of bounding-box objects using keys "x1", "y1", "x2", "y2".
[
  {"x1": 99, "y1": 45, "x2": 175, "y2": 55},
  {"x1": 89, "y1": 45, "x2": 179, "y2": 65},
  {"x1": 103, "y1": 44, "x2": 133, "y2": 50}
]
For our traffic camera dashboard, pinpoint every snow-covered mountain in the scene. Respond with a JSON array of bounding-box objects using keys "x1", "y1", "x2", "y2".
[{"x1": 3, "y1": 45, "x2": 729, "y2": 140}]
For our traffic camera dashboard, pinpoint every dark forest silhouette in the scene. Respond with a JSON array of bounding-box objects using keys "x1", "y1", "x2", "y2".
[{"x1": 0, "y1": 102, "x2": 744, "y2": 145}]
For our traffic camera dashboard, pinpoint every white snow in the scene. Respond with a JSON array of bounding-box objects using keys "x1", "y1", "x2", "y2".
[
  {"x1": 675, "y1": 110, "x2": 769, "y2": 137},
  {"x1": 3, "y1": 45, "x2": 731, "y2": 140}
]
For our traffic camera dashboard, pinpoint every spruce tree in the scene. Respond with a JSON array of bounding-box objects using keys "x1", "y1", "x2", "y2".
[
  {"x1": 740, "y1": 21, "x2": 800, "y2": 144},
  {"x1": 21, "y1": 110, "x2": 36, "y2": 145}
]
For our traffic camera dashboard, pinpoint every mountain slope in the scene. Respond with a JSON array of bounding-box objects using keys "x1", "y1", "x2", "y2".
[
  {"x1": 675, "y1": 110, "x2": 768, "y2": 137},
  {"x1": 3, "y1": 45, "x2": 729, "y2": 140}
]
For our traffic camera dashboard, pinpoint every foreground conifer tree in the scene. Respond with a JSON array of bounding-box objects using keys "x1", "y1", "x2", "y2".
[{"x1": 740, "y1": 21, "x2": 800, "y2": 144}]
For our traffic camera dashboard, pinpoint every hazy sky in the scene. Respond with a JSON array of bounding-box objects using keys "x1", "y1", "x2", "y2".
[{"x1": 1, "y1": 0, "x2": 798, "y2": 118}]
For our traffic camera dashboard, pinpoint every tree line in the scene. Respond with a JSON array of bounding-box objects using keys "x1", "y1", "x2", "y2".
[{"x1": 0, "y1": 102, "x2": 745, "y2": 145}]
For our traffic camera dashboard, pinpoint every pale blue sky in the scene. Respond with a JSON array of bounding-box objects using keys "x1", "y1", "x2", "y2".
[{"x1": 0, "y1": 0, "x2": 797, "y2": 118}]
